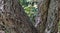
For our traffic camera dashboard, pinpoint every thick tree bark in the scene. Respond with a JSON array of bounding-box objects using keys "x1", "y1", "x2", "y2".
[
  {"x1": 36, "y1": 0, "x2": 58, "y2": 33},
  {"x1": 58, "y1": 0, "x2": 60, "y2": 33},
  {"x1": 35, "y1": 0, "x2": 50, "y2": 33},
  {"x1": 0, "y1": 0, "x2": 38, "y2": 33},
  {"x1": 58, "y1": 0, "x2": 60, "y2": 21},
  {"x1": 0, "y1": 0, "x2": 59, "y2": 33},
  {"x1": 44, "y1": 0, "x2": 58, "y2": 33}
]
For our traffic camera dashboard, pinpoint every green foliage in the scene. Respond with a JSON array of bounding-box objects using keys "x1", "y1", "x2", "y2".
[{"x1": 19, "y1": 0, "x2": 38, "y2": 24}]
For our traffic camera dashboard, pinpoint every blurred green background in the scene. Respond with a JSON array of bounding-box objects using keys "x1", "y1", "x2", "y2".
[{"x1": 19, "y1": 0, "x2": 38, "y2": 25}]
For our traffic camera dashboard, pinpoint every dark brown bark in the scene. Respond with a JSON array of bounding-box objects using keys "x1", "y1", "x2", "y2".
[
  {"x1": 35, "y1": 0, "x2": 50, "y2": 33},
  {"x1": 36, "y1": 0, "x2": 58, "y2": 33},
  {"x1": 0, "y1": 0, "x2": 38, "y2": 33},
  {"x1": 58, "y1": 0, "x2": 60, "y2": 20},
  {"x1": 0, "y1": 0, "x2": 59, "y2": 33},
  {"x1": 58, "y1": 0, "x2": 60, "y2": 33}
]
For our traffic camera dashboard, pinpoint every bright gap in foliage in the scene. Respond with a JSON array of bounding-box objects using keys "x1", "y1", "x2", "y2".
[{"x1": 19, "y1": 0, "x2": 38, "y2": 25}]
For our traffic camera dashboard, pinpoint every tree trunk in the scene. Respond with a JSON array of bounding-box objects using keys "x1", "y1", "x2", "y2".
[
  {"x1": 35, "y1": 0, "x2": 50, "y2": 33},
  {"x1": 44, "y1": 0, "x2": 58, "y2": 33},
  {"x1": 0, "y1": 0, "x2": 38, "y2": 33},
  {"x1": 36, "y1": 0, "x2": 58, "y2": 33},
  {"x1": 58, "y1": 0, "x2": 60, "y2": 20},
  {"x1": 58, "y1": 0, "x2": 60, "y2": 33},
  {"x1": 0, "y1": 0, "x2": 58, "y2": 33}
]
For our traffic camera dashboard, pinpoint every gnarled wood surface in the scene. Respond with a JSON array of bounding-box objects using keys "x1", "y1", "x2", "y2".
[
  {"x1": 36, "y1": 0, "x2": 58, "y2": 33},
  {"x1": 0, "y1": 0, "x2": 38, "y2": 33}
]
